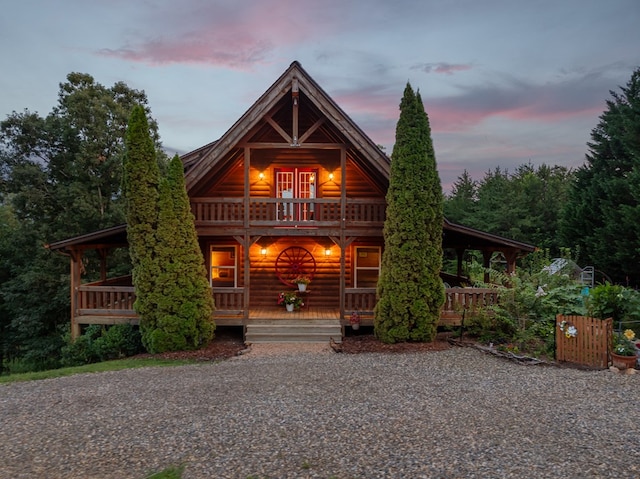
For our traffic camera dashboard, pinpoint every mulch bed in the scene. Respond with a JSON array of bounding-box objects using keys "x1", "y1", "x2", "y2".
[
  {"x1": 134, "y1": 327, "x2": 454, "y2": 361},
  {"x1": 340, "y1": 332, "x2": 453, "y2": 354}
]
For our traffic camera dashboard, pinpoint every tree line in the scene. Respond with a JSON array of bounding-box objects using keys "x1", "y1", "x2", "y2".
[{"x1": 444, "y1": 67, "x2": 640, "y2": 288}]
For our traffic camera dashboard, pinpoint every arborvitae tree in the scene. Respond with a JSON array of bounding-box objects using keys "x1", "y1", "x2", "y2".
[
  {"x1": 122, "y1": 105, "x2": 161, "y2": 350},
  {"x1": 148, "y1": 156, "x2": 215, "y2": 352},
  {"x1": 560, "y1": 68, "x2": 640, "y2": 285},
  {"x1": 374, "y1": 84, "x2": 445, "y2": 343}
]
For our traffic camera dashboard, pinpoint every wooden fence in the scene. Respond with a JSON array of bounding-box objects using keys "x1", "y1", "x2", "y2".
[{"x1": 555, "y1": 315, "x2": 611, "y2": 369}]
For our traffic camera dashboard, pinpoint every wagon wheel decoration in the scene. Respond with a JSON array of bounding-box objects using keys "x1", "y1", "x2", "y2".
[{"x1": 275, "y1": 246, "x2": 316, "y2": 286}]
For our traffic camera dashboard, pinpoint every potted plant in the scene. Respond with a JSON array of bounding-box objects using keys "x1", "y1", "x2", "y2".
[
  {"x1": 611, "y1": 329, "x2": 638, "y2": 369},
  {"x1": 293, "y1": 276, "x2": 311, "y2": 292},
  {"x1": 278, "y1": 291, "x2": 303, "y2": 312},
  {"x1": 349, "y1": 310, "x2": 361, "y2": 331}
]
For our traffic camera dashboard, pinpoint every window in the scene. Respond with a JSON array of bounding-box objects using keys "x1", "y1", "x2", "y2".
[
  {"x1": 210, "y1": 245, "x2": 237, "y2": 287},
  {"x1": 276, "y1": 168, "x2": 317, "y2": 221},
  {"x1": 354, "y1": 246, "x2": 381, "y2": 288}
]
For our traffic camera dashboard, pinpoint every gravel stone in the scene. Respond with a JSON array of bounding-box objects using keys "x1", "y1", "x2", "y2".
[{"x1": 1, "y1": 347, "x2": 639, "y2": 478}]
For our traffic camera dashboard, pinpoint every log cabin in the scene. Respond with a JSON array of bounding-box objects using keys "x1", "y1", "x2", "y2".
[{"x1": 47, "y1": 61, "x2": 536, "y2": 343}]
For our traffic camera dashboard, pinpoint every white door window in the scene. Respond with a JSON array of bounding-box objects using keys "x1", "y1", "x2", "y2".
[{"x1": 275, "y1": 168, "x2": 317, "y2": 221}]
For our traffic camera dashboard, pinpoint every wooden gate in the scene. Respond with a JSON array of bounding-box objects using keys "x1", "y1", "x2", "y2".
[{"x1": 555, "y1": 315, "x2": 611, "y2": 369}]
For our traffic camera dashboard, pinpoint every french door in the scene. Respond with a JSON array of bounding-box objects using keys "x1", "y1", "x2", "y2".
[{"x1": 276, "y1": 168, "x2": 316, "y2": 221}]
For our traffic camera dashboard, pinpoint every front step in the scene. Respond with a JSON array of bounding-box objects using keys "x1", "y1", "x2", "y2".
[{"x1": 245, "y1": 319, "x2": 342, "y2": 344}]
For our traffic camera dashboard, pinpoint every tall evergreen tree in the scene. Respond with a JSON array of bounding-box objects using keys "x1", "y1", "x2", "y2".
[
  {"x1": 560, "y1": 68, "x2": 640, "y2": 285},
  {"x1": 374, "y1": 84, "x2": 444, "y2": 343},
  {"x1": 123, "y1": 105, "x2": 161, "y2": 350},
  {"x1": 444, "y1": 169, "x2": 477, "y2": 224},
  {"x1": 148, "y1": 156, "x2": 215, "y2": 352}
]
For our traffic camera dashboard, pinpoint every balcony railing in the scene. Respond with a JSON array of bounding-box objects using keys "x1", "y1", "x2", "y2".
[{"x1": 191, "y1": 197, "x2": 386, "y2": 227}]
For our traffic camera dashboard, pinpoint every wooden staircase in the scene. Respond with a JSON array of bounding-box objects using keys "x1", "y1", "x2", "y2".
[{"x1": 245, "y1": 319, "x2": 342, "y2": 343}]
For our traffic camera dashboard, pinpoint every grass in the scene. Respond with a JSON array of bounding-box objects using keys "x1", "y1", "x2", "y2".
[
  {"x1": 145, "y1": 465, "x2": 184, "y2": 479},
  {"x1": 0, "y1": 358, "x2": 197, "y2": 385}
]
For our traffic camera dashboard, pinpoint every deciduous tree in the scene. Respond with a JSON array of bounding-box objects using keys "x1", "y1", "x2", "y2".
[{"x1": 0, "y1": 74, "x2": 159, "y2": 371}]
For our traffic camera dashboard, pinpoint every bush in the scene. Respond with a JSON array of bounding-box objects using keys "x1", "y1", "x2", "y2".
[
  {"x1": 460, "y1": 257, "x2": 588, "y2": 358},
  {"x1": 61, "y1": 324, "x2": 142, "y2": 367},
  {"x1": 586, "y1": 283, "x2": 640, "y2": 329}
]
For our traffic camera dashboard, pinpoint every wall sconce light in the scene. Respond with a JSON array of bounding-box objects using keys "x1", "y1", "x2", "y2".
[
  {"x1": 325, "y1": 247, "x2": 332, "y2": 256},
  {"x1": 258, "y1": 171, "x2": 265, "y2": 181},
  {"x1": 260, "y1": 247, "x2": 267, "y2": 256},
  {"x1": 328, "y1": 172, "x2": 334, "y2": 181}
]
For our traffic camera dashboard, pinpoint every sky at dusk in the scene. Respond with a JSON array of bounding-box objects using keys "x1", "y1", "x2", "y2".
[{"x1": 1, "y1": 0, "x2": 638, "y2": 192}]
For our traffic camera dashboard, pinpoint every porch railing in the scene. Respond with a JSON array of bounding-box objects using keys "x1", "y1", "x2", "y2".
[
  {"x1": 191, "y1": 197, "x2": 386, "y2": 226},
  {"x1": 440, "y1": 287, "x2": 499, "y2": 326},
  {"x1": 345, "y1": 288, "x2": 377, "y2": 315},
  {"x1": 212, "y1": 288, "x2": 245, "y2": 315},
  {"x1": 75, "y1": 283, "x2": 499, "y2": 328},
  {"x1": 77, "y1": 284, "x2": 136, "y2": 316}
]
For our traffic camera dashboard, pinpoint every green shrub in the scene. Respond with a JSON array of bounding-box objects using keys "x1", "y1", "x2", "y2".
[
  {"x1": 93, "y1": 324, "x2": 142, "y2": 360},
  {"x1": 60, "y1": 324, "x2": 142, "y2": 367},
  {"x1": 587, "y1": 282, "x2": 640, "y2": 330}
]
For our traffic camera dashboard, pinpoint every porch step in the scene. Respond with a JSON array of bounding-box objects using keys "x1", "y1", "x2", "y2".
[{"x1": 245, "y1": 319, "x2": 342, "y2": 344}]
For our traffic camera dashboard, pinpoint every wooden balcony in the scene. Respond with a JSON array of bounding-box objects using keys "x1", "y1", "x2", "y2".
[{"x1": 190, "y1": 197, "x2": 386, "y2": 230}]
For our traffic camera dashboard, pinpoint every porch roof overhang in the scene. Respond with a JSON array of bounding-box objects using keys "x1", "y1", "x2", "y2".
[
  {"x1": 45, "y1": 224, "x2": 128, "y2": 252},
  {"x1": 443, "y1": 218, "x2": 537, "y2": 257},
  {"x1": 46, "y1": 218, "x2": 537, "y2": 258}
]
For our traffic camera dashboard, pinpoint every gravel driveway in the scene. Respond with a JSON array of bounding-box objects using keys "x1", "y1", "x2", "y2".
[{"x1": 1, "y1": 347, "x2": 639, "y2": 479}]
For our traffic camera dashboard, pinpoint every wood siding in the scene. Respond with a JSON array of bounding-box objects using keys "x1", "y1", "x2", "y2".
[
  {"x1": 249, "y1": 238, "x2": 341, "y2": 308},
  {"x1": 196, "y1": 149, "x2": 384, "y2": 199}
]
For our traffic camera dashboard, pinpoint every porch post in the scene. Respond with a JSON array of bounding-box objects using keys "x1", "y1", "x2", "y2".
[
  {"x1": 504, "y1": 250, "x2": 518, "y2": 275},
  {"x1": 456, "y1": 248, "x2": 465, "y2": 280},
  {"x1": 339, "y1": 147, "x2": 347, "y2": 320},
  {"x1": 482, "y1": 250, "x2": 492, "y2": 284},
  {"x1": 69, "y1": 248, "x2": 83, "y2": 340},
  {"x1": 243, "y1": 146, "x2": 251, "y2": 322}
]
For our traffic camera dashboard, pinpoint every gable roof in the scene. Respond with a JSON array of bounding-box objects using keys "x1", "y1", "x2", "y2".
[{"x1": 183, "y1": 61, "x2": 390, "y2": 194}]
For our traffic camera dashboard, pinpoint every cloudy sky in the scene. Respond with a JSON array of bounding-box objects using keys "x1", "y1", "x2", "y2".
[{"x1": 1, "y1": 0, "x2": 638, "y2": 192}]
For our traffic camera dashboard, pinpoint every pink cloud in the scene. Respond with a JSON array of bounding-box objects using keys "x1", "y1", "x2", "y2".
[{"x1": 96, "y1": 1, "x2": 338, "y2": 69}]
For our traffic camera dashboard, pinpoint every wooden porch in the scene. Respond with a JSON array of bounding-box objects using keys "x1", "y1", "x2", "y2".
[{"x1": 72, "y1": 283, "x2": 500, "y2": 336}]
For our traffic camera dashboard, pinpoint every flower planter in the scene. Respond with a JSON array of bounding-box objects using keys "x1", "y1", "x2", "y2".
[
  {"x1": 611, "y1": 353, "x2": 637, "y2": 369},
  {"x1": 351, "y1": 323, "x2": 360, "y2": 331},
  {"x1": 297, "y1": 283, "x2": 307, "y2": 292},
  {"x1": 286, "y1": 303, "x2": 295, "y2": 312}
]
